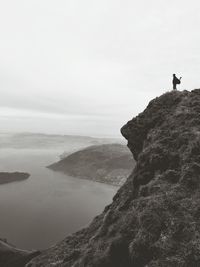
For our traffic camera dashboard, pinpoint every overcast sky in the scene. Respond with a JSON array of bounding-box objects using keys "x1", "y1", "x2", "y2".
[{"x1": 0, "y1": 0, "x2": 199, "y2": 137}]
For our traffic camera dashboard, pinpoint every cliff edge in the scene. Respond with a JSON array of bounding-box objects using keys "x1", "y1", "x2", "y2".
[{"x1": 27, "y1": 89, "x2": 200, "y2": 267}]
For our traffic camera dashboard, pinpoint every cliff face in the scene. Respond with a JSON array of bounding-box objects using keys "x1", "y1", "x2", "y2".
[
  {"x1": 48, "y1": 144, "x2": 134, "y2": 186},
  {"x1": 28, "y1": 89, "x2": 200, "y2": 267}
]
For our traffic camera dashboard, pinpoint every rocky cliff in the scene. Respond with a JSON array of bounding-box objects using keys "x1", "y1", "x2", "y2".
[
  {"x1": 27, "y1": 89, "x2": 200, "y2": 267},
  {"x1": 48, "y1": 144, "x2": 134, "y2": 186}
]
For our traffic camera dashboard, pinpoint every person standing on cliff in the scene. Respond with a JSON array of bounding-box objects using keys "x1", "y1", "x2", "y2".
[{"x1": 172, "y1": 74, "x2": 182, "y2": 90}]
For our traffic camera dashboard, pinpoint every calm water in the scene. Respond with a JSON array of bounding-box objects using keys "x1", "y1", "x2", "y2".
[{"x1": 0, "y1": 148, "x2": 117, "y2": 250}]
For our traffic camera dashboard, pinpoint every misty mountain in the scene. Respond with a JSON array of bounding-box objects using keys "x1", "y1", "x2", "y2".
[{"x1": 0, "y1": 132, "x2": 123, "y2": 151}]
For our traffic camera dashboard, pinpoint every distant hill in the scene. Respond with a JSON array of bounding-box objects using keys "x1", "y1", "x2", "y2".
[
  {"x1": 47, "y1": 144, "x2": 135, "y2": 186},
  {"x1": 0, "y1": 132, "x2": 123, "y2": 151},
  {"x1": 0, "y1": 172, "x2": 30, "y2": 185}
]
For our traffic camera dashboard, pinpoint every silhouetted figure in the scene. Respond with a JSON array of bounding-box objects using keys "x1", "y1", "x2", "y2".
[{"x1": 172, "y1": 74, "x2": 182, "y2": 90}]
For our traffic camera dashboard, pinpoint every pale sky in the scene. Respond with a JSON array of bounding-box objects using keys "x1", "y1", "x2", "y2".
[{"x1": 0, "y1": 0, "x2": 199, "y2": 137}]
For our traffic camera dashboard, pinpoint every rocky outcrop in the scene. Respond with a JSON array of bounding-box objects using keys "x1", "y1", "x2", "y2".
[
  {"x1": 0, "y1": 172, "x2": 30, "y2": 185},
  {"x1": 0, "y1": 239, "x2": 39, "y2": 267},
  {"x1": 27, "y1": 89, "x2": 200, "y2": 266},
  {"x1": 48, "y1": 144, "x2": 134, "y2": 186}
]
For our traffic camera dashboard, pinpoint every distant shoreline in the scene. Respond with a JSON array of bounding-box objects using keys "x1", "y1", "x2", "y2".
[{"x1": 0, "y1": 172, "x2": 30, "y2": 185}]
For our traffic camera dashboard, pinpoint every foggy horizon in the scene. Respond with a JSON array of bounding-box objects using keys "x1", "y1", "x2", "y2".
[
  {"x1": 1, "y1": 0, "x2": 200, "y2": 136},
  {"x1": 0, "y1": 129, "x2": 123, "y2": 139}
]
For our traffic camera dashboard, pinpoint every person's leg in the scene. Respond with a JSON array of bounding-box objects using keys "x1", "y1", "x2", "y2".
[{"x1": 173, "y1": 84, "x2": 176, "y2": 90}]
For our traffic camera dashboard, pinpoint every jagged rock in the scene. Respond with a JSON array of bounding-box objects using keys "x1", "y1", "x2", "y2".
[{"x1": 27, "y1": 89, "x2": 200, "y2": 266}]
